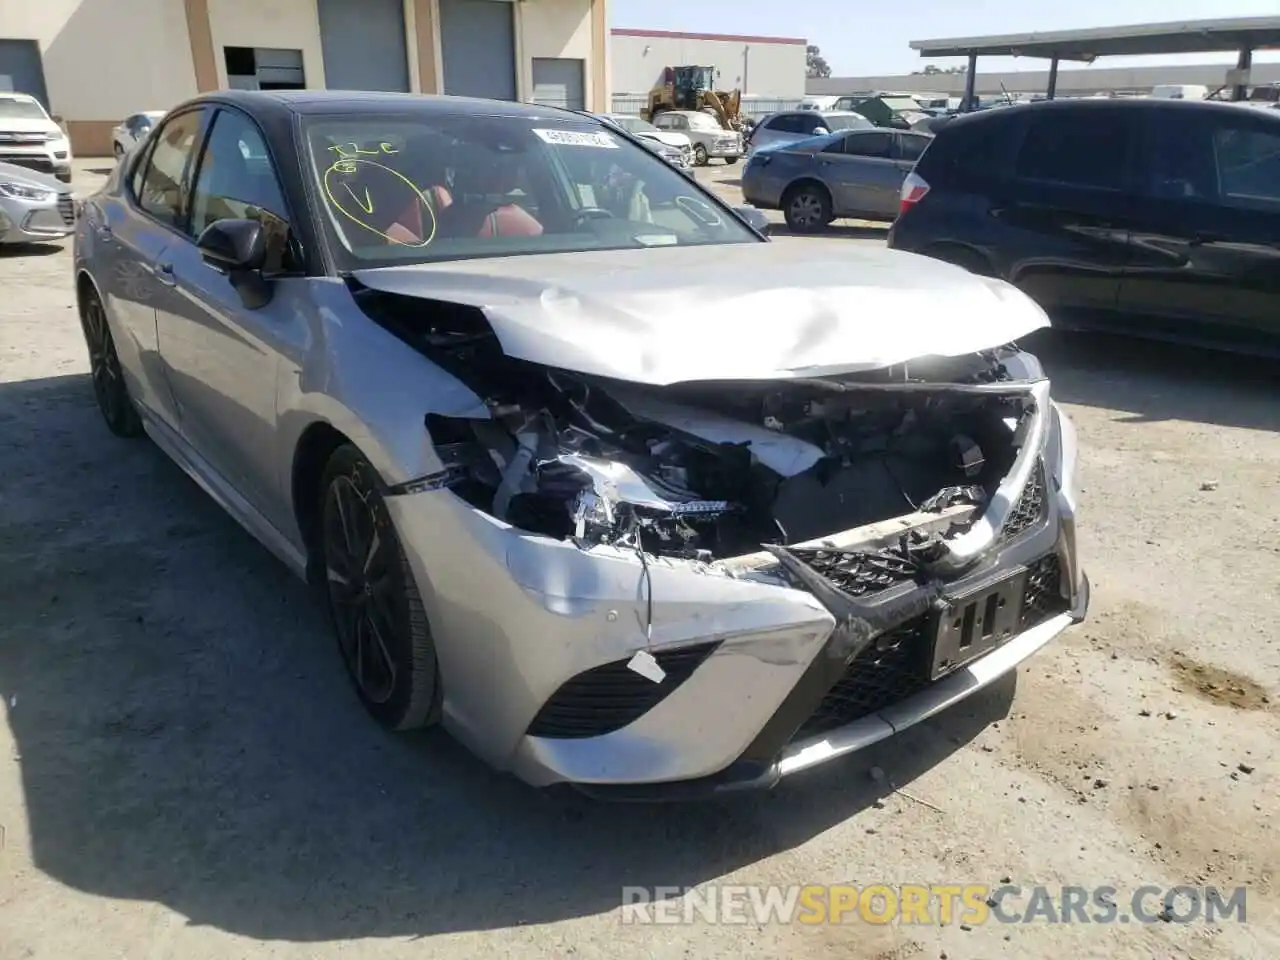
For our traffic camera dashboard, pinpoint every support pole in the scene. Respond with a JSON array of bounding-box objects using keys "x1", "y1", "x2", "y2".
[
  {"x1": 1046, "y1": 56, "x2": 1059, "y2": 100},
  {"x1": 1233, "y1": 47, "x2": 1252, "y2": 102},
  {"x1": 962, "y1": 53, "x2": 977, "y2": 111}
]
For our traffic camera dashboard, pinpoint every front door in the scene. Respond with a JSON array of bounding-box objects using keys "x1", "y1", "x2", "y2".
[
  {"x1": 994, "y1": 106, "x2": 1141, "y2": 325},
  {"x1": 153, "y1": 106, "x2": 301, "y2": 529},
  {"x1": 1117, "y1": 108, "x2": 1280, "y2": 351}
]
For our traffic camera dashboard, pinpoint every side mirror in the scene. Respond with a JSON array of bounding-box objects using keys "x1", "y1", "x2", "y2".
[
  {"x1": 196, "y1": 218, "x2": 272, "y2": 308},
  {"x1": 734, "y1": 204, "x2": 770, "y2": 236},
  {"x1": 812, "y1": 126, "x2": 830, "y2": 136}
]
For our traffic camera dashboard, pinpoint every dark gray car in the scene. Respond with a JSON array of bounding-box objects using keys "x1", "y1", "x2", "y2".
[{"x1": 741, "y1": 128, "x2": 932, "y2": 231}]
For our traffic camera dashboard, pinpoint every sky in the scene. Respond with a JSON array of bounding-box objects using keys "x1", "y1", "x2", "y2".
[{"x1": 608, "y1": 0, "x2": 1280, "y2": 76}]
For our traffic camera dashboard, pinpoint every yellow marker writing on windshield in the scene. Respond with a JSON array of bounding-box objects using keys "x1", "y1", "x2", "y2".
[{"x1": 322, "y1": 157, "x2": 438, "y2": 247}]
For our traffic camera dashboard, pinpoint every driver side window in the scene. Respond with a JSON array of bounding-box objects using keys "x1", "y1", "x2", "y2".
[
  {"x1": 188, "y1": 108, "x2": 295, "y2": 271},
  {"x1": 134, "y1": 109, "x2": 205, "y2": 228}
]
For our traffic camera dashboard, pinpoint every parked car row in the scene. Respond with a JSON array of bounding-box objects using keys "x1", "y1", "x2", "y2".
[
  {"x1": 889, "y1": 97, "x2": 1280, "y2": 354},
  {"x1": 0, "y1": 91, "x2": 73, "y2": 183}
]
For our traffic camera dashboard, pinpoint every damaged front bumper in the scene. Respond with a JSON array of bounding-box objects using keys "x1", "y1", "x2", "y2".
[{"x1": 384, "y1": 393, "x2": 1087, "y2": 796}]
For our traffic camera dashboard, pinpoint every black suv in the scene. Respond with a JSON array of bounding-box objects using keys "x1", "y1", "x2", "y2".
[{"x1": 888, "y1": 99, "x2": 1280, "y2": 354}]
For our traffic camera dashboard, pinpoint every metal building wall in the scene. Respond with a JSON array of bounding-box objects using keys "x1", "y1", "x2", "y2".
[{"x1": 611, "y1": 30, "x2": 806, "y2": 97}]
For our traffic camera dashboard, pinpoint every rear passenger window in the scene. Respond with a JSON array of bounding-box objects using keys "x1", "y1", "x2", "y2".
[
  {"x1": 842, "y1": 132, "x2": 893, "y2": 158},
  {"x1": 1213, "y1": 126, "x2": 1280, "y2": 212},
  {"x1": 897, "y1": 134, "x2": 931, "y2": 162},
  {"x1": 1015, "y1": 111, "x2": 1131, "y2": 191}
]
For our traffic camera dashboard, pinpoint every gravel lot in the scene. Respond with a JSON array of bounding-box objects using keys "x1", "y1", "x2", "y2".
[{"x1": 1, "y1": 160, "x2": 1277, "y2": 960}]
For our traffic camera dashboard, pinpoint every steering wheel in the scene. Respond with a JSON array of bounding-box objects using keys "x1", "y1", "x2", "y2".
[{"x1": 572, "y1": 207, "x2": 615, "y2": 227}]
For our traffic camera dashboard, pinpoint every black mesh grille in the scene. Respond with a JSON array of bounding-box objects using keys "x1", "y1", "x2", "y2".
[
  {"x1": 0, "y1": 155, "x2": 55, "y2": 174},
  {"x1": 790, "y1": 550, "x2": 1069, "y2": 742},
  {"x1": 792, "y1": 618, "x2": 932, "y2": 740},
  {"x1": 783, "y1": 546, "x2": 920, "y2": 597},
  {"x1": 526, "y1": 641, "x2": 721, "y2": 739},
  {"x1": 1002, "y1": 461, "x2": 1047, "y2": 541},
  {"x1": 57, "y1": 194, "x2": 75, "y2": 226},
  {"x1": 1021, "y1": 553, "x2": 1067, "y2": 629}
]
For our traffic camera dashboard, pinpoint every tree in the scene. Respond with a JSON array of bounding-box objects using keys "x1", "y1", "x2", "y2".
[
  {"x1": 912, "y1": 64, "x2": 968, "y2": 76},
  {"x1": 806, "y1": 45, "x2": 831, "y2": 79}
]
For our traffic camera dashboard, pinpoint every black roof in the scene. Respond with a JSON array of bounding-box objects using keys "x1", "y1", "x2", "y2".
[
  {"x1": 176, "y1": 89, "x2": 591, "y2": 122},
  {"x1": 943, "y1": 96, "x2": 1280, "y2": 128}
]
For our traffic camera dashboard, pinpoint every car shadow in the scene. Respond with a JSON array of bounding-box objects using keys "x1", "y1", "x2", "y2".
[
  {"x1": 1025, "y1": 328, "x2": 1279, "y2": 433},
  {"x1": 0, "y1": 371, "x2": 1017, "y2": 942},
  {"x1": 0, "y1": 241, "x2": 66, "y2": 258},
  {"x1": 86, "y1": 166, "x2": 115, "y2": 177}
]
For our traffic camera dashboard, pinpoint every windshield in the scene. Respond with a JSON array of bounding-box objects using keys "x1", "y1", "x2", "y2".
[
  {"x1": 823, "y1": 115, "x2": 871, "y2": 131},
  {"x1": 0, "y1": 97, "x2": 50, "y2": 121},
  {"x1": 304, "y1": 113, "x2": 757, "y2": 269},
  {"x1": 615, "y1": 116, "x2": 658, "y2": 134},
  {"x1": 686, "y1": 113, "x2": 722, "y2": 131}
]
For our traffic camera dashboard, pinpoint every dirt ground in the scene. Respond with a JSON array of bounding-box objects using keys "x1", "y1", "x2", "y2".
[{"x1": 0, "y1": 160, "x2": 1277, "y2": 960}]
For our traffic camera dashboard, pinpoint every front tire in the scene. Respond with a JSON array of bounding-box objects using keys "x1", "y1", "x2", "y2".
[
  {"x1": 693, "y1": 143, "x2": 709, "y2": 166},
  {"x1": 724, "y1": 156, "x2": 739, "y2": 165},
  {"x1": 782, "y1": 183, "x2": 832, "y2": 233},
  {"x1": 79, "y1": 287, "x2": 143, "y2": 437},
  {"x1": 320, "y1": 444, "x2": 438, "y2": 731}
]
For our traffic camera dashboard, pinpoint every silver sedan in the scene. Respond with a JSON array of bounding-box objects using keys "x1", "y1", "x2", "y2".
[
  {"x1": 73, "y1": 91, "x2": 1087, "y2": 798},
  {"x1": 742, "y1": 128, "x2": 932, "y2": 231},
  {"x1": 0, "y1": 160, "x2": 75, "y2": 245}
]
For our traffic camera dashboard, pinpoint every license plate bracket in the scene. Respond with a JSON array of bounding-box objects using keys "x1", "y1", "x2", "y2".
[{"x1": 929, "y1": 568, "x2": 1028, "y2": 680}]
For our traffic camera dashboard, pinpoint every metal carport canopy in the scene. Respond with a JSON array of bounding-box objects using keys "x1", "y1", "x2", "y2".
[
  {"x1": 909, "y1": 16, "x2": 1280, "y2": 61},
  {"x1": 910, "y1": 16, "x2": 1280, "y2": 109}
]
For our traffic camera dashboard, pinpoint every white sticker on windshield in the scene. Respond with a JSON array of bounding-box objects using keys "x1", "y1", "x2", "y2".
[{"x1": 533, "y1": 128, "x2": 619, "y2": 148}]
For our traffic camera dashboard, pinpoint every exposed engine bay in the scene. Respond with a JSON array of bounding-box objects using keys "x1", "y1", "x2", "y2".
[{"x1": 357, "y1": 287, "x2": 1040, "y2": 565}]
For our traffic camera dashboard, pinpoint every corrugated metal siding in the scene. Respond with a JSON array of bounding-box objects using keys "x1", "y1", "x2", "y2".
[
  {"x1": 317, "y1": 0, "x2": 410, "y2": 91},
  {"x1": 0, "y1": 39, "x2": 49, "y2": 109},
  {"x1": 610, "y1": 33, "x2": 807, "y2": 98},
  {"x1": 439, "y1": 0, "x2": 517, "y2": 100},
  {"x1": 532, "y1": 57, "x2": 585, "y2": 110}
]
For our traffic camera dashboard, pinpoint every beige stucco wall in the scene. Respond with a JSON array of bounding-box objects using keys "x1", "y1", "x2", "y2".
[
  {"x1": 516, "y1": 0, "x2": 607, "y2": 110},
  {"x1": 0, "y1": 0, "x2": 198, "y2": 120},
  {"x1": 205, "y1": 0, "x2": 326, "y2": 89}
]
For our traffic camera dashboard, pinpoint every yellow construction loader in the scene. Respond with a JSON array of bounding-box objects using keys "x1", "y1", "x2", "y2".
[{"x1": 641, "y1": 65, "x2": 745, "y2": 132}]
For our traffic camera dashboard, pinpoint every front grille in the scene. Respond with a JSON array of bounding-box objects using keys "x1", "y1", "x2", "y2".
[
  {"x1": 1001, "y1": 461, "x2": 1048, "y2": 541},
  {"x1": 789, "y1": 550, "x2": 1069, "y2": 742},
  {"x1": 526, "y1": 641, "x2": 721, "y2": 739},
  {"x1": 784, "y1": 545, "x2": 919, "y2": 597},
  {"x1": 793, "y1": 617, "x2": 932, "y2": 740},
  {"x1": 1020, "y1": 553, "x2": 1067, "y2": 628},
  {"x1": 57, "y1": 194, "x2": 75, "y2": 226},
  {"x1": 0, "y1": 155, "x2": 54, "y2": 174}
]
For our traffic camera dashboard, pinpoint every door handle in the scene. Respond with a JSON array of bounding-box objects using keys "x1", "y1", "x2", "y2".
[
  {"x1": 96, "y1": 223, "x2": 113, "y2": 242},
  {"x1": 154, "y1": 262, "x2": 177, "y2": 287}
]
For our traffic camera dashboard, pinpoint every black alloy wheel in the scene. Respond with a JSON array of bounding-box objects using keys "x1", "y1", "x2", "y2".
[
  {"x1": 80, "y1": 289, "x2": 143, "y2": 437},
  {"x1": 320, "y1": 445, "x2": 438, "y2": 730}
]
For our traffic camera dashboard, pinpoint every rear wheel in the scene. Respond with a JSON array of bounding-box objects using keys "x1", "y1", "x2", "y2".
[
  {"x1": 782, "y1": 182, "x2": 832, "y2": 233},
  {"x1": 320, "y1": 444, "x2": 438, "y2": 731},
  {"x1": 693, "y1": 143, "x2": 709, "y2": 166},
  {"x1": 79, "y1": 287, "x2": 143, "y2": 438}
]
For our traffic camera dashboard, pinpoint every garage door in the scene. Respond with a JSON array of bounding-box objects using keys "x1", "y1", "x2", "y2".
[
  {"x1": 531, "y1": 58, "x2": 585, "y2": 111},
  {"x1": 317, "y1": 0, "x2": 409, "y2": 91},
  {"x1": 438, "y1": 0, "x2": 516, "y2": 101},
  {"x1": 0, "y1": 39, "x2": 50, "y2": 109}
]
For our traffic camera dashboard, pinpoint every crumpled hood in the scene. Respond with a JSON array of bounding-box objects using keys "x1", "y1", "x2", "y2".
[{"x1": 353, "y1": 240, "x2": 1049, "y2": 385}]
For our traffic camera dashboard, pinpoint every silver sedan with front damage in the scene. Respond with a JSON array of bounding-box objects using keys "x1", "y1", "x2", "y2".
[{"x1": 73, "y1": 90, "x2": 1087, "y2": 798}]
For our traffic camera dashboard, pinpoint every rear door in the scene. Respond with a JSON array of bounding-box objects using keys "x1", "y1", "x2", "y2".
[
  {"x1": 996, "y1": 106, "x2": 1141, "y2": 325},
  {"x1": 823, "y1": 129, "x2": 898, "y2": 216},
  {"x1": 1118, "y1": 108, "x2": 1280, "y2": 350},
  {"x1": 100, "y1": 106, "x2": 208, "y2": 430}
]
